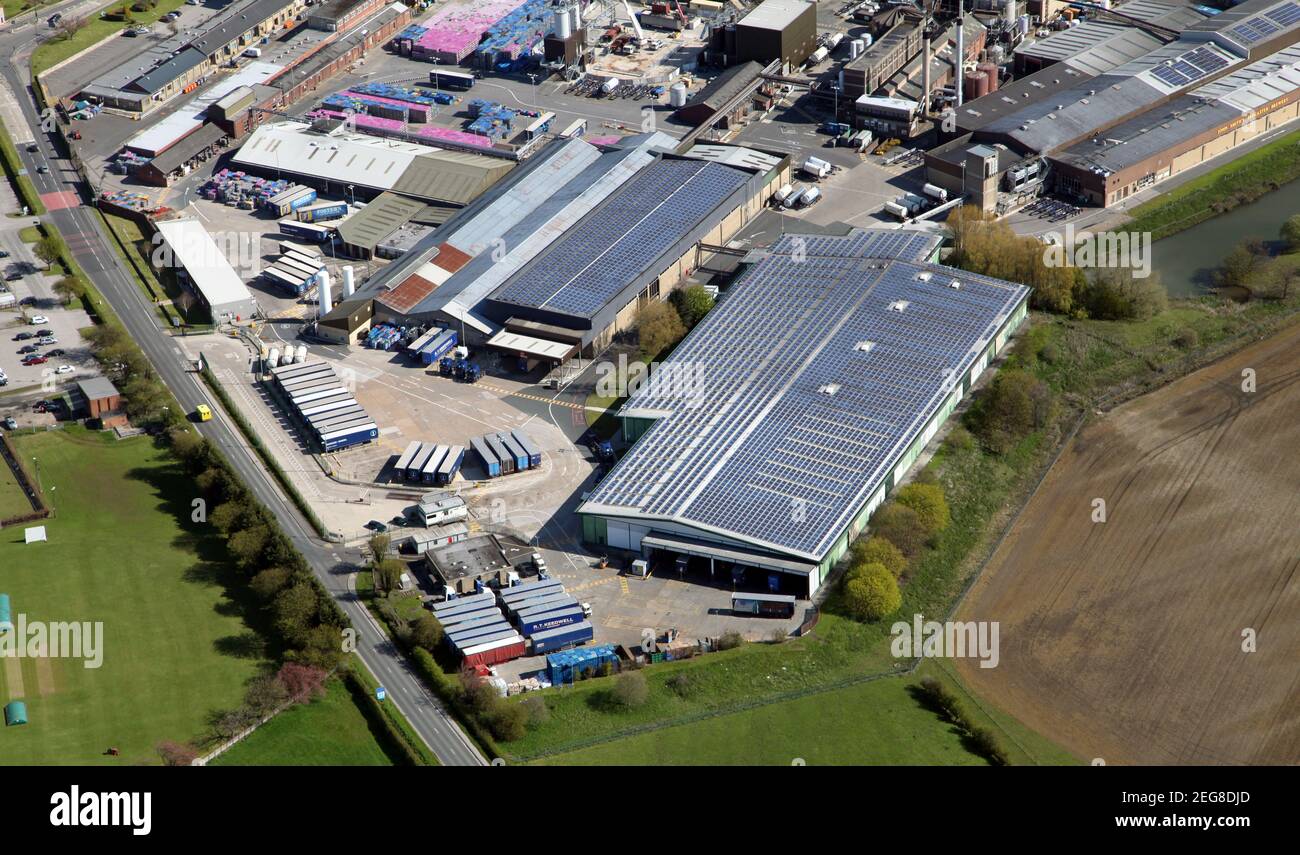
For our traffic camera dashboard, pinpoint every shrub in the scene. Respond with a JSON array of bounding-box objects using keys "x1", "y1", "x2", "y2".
[
  {"x1": 487, "y1": 703, "x2": 528, "y2": 742},
  {"x1": 668, "y1": 284, "x2": 715, "y2": 329},
  {"x1": 893, "y1": 482, "x2": 951, "y2": 537},
  {"x1": 521, "y1": 696, "x2": 550, "y2": 729},
  {"x1": 611, "y1": 671, "x2": 649, "y2": 709},
  {"x1": 869, "y1": 503, "x2": 929, "y2": 557},
  {"x1": 666, "y1": 673, "x2": 695, "y2": 698},
  {"x1": 635, "y1": 300, "x2": 686, "y2": 361},
  {"x1": 411, "y1": 614, "x2": 444, "y2": 653},
  {"x1": 842, "y1": 563, "x2": 901, "y2": 621},
  {"x1": 1076, "y1": 268, "x2": 1167, "y2": 321},
  {"x1": 1173, "y1": 327, "x2": 1200, "y2": 349},
  {"x1": 965, "y1": 369, "x2": 1056, "y2": 455},
  {"x1": 716, "y1": 630, "x2": 746, "y2": 651},
  {"x1": 850, "y1": 536, "x2": 907, "y2": 579}
]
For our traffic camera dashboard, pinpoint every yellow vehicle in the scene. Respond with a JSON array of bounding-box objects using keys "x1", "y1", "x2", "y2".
[{"x1": 194, "y1": 404, "x2": 213, "y2": 422}]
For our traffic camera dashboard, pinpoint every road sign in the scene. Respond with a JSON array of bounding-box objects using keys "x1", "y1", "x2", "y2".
[{"x1": 376, "y1": 686, "x2": 386, "y2": 702}]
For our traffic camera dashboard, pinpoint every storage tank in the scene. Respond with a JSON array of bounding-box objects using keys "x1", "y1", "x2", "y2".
[
  {"x1": 827, "y1": 32, "x2": 844, "y2": 51},
  {"x1": 601, "y1": 78, "x2": 619, "y2": 95},
  {"x1": 342, "y1": 265, "x2": 355, "y2": 298},
  {"x1": 810, "y1": 45, "x2": 829, "y2": 64},
  {"x1": 963, "y1": 69, "x2": 989, "y2": 101},
  {"x1": 849, "y1": 38, "x2": 864, "y2": 59},
  {"x1": 922, "y1": 183, "x2": 949, "y2": 202},
  {"x1": 296, "y1": 344, "x2": 308, "y2": 364},
  {"x1": 267, "y1": 347, "x2": 281, "y2": 369},
  {"x1": 978, "y1": 62, "x2": 999, "y2": 93},
  {"x1": 670, "y1": 82, "x2": 688, "y2": 107},
  {"x1": 554, "y1": 9, "x2": 571, "y2": 39},
  {"x1": 1018, "y1": 13, "x2": 1030, "y2": 35}
]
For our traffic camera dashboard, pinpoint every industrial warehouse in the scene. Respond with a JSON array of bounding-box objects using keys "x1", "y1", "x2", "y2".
[
  {"x1": 343, "y1": 133, "x2": 789, "y2": 360},
  {"x1": 927, "y1": 0, "x2": 1300, "y2": 209},
  {"x1": 578, "y1": 228, "x2": 1030, "y2": 598}
]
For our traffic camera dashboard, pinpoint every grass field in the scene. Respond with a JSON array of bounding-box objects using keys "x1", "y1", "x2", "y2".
[
  {"x1": 533, "y1": 664, "x2": 1078, "y2": 766},
  {"x1": 211, "y1": 679, "x2": 397, "y2": 766},
  {"x1": 0, "y1": 453, "x2": 37, "y2": 521},
  {"x1": 0, "y1": 427, "x2": 268, "y2": 765}
]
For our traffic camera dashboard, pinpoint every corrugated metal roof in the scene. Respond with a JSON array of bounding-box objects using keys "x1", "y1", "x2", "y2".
[{"x1": 336, "y1": 191, "x2": 429, "y2": 249}]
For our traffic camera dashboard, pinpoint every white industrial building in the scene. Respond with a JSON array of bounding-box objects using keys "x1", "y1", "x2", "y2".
[{"x1": 154, "y1": 219, "x2": 259, "y2": 322}]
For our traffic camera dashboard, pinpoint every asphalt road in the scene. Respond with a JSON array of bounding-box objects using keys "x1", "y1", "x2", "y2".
[{"x1": 0, "y1": 9, "x2": 485, "y2": 766}]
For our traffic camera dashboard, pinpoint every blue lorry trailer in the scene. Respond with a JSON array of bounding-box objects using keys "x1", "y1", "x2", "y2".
[
  {"x1": 485, "y1": 434, "x2": 515, "y2": 474},
  {"x1": 498, "y1": 578, "x2": 564, "y2": 604},
  {"x1": 519, "y1": 607, "x2": 584, "y2": 637},
  {"x1": 510, "y1": 429, "x2": 542, "y2": 468},
  {"x1": 497, "y1": 432, "x2": 529, "y2": 471},
  {"x1": 435, "y1": 445, "x2": 464, "y2": 485},
  {"x1": 529, "y1": 620, "x2": 594, "y2": 654},
  {"x1": 470, "y1": 435, "x2": 500, "y2": 478}
]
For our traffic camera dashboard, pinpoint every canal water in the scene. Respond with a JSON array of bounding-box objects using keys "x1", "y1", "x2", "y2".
[{"x1": 1150, "y1": 184, "x2": 1300, "y2": 296}]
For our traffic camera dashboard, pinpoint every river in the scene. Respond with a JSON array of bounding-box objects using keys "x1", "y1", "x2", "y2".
[{"x1": 1150, "y1": 184, "x2": 1300, "y2": 296}]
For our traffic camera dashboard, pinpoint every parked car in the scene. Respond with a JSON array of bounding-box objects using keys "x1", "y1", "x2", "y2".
[
  {"x1": 22, "y1": 355, "x2": 47, "y2": 365},
  {"x1": 365, "y1": 520, "x2": 388, "y2": 533},
  {"x1": 54, "y1": 365, "x2": 73, "y2": 375},
  {"x1": 37, "y1": 337, "x2": 57, "y2": 345},
  {"x1": 13, "y1": 332, "x2": 33, "y2": 340},
  {"x1": 17, "y1": 345, "x2": 38, "y2": 354},
  {"x1": 46, "y1": 349, "x2": 65, "y2": 357},
  {"x1": 4, "y1": 273, "x2": 22, "y2": 282},
  {"x1": 0, "y1": 250, "x2": 10, "y2": 257},
  {"x1": 2, "y1": 417, "x2": 16, "y2": 430},
  {"x1": 29, "y1": 315, "x2": 48, "y2": 325}
]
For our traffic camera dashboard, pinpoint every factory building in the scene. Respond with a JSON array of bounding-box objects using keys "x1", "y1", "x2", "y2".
[
  {"x1": 578, "y1": 229, "x2": 1030, "y2": 598},
  {"x1": 924, "y1": 0, "x2": 1300, "y2": 209},
  {"x1": 347, "y1": 134, "x2": 789, "y2": 361},
  {"x1": 230, "y1": 120, "x2": 514, "y2": 206},
  {"x1": 80, "y1": 0, "x2": 308, "y2": 114},
  {"x1": 1011, "y1": 20, "x2": 1167, "y2": 76},
  {"x1": 710, "y1": 0, "x2": 818, "y2": 69}
]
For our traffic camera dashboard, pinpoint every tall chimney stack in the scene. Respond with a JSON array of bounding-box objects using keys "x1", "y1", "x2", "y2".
[
  {"x1": 955, "y1": 14, "x2": 965, "y2": 108},
  {"x1": 922, "y1": 33, "x2": 932, "y2": 114}
]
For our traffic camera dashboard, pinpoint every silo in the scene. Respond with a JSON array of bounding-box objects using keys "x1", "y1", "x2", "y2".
[
  {"x1": 554, "y1": 9, "x2": 572, "y2": 39},
  {"x1": 963, "y1": 68, "x2": 988, "y2": 102},
  {"x1": 670, "y1": 82, "x2": 688, "y2": 107},
  {"x1": 979, "y1": 61, "x2": 999, "y2": 93}
]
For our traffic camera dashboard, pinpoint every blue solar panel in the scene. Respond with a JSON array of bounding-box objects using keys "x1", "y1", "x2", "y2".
[
  {"x1": 1152, "y1": 65, "x2": 1190, "y2": 87},
  {"x1": 1172, "y1": 60, "x2": 1201, "y2": 79},
  {"x1": 1184, "y1": 46, "x2": 1229, "y2": 74},
  {"x1": 581, "y1": 230, "x2": 1030, "y2": 559},
  {"x1": 1266, "y1": 2, "x2": 1300, "y2": 27},
  {"x1": 490, "y1": 159, "x2": 749, "y2": 318}
]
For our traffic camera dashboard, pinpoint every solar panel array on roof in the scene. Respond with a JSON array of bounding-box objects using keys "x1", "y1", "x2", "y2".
[
  {"x1": 490, "y1": 158, "x2": 750, "y2": 319},
  {"x1": 1150, "y1": 44, "x2": 1233, "y2": 88},
  {"x1": 1266, "y1": 1, "x2": 1300, "y2": 26},
  {"x1": 580, "y1": 230, "x2": 1030, "y2": 560}
]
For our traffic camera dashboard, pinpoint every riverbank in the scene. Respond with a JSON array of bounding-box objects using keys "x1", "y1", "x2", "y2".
[{"x1": 1122, "y1": 126, "x2": 1300, "y2": 241}]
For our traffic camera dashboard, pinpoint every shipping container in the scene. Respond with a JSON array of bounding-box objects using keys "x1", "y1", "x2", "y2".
[
  {"x1": 509, "y1": 430, "x2": 542, "y2": 468},
  {"x1": 498, "y1": 578, "x2": 564, "y2": 604},
  {"x1": 520, "y1": 606, "x2": 584, "y2": 637},
  {"x1": 486, "y1": 433, "x2": 515, "y2": 474},
  {"x1": 435, "y1": 445, "x2": 464, "y2": 485},
  {"x1": 419, "y1": 445, "x2": 450, "y2": 483},
  {"x1": 393, "y1": 440, "x2": 423, "y2": 480},
  {"x1": 470, "y1": 435, "x2": 501, "y2": 478},
  {"x1": 461, "y1": 635, "x2": 526, "y2": 668},
  {"x1": 730, "y1": 591, "x2": 796, "y2": 618},
  {"x1": 529, "y1": 620, "x2": 593, "y2": 654},
  {"x1": 496, "y1": 432, "x2": 529, "y2": 471}
]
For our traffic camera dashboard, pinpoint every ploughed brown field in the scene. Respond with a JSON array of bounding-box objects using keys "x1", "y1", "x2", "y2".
[{"x1": 957, "y1": 323, "x2": 1300, "y2": 765}]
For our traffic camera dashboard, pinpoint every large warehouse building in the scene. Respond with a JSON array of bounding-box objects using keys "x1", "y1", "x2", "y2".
[
  {"x1": 347, "y1": 134, "x2": 789, "y2": 359},
  {"x1": 710, "y1": 0, "x2": 818, "y2": 69},
  {"x1": 577, "y1": 229, "x2": 1030, "y2": 598},
  {"x1": 155, "y1": 219, "x2": 259, "y2": 322},
  {"x1": 926, "y1": 0, "x2": 1300, "y2": 209}
]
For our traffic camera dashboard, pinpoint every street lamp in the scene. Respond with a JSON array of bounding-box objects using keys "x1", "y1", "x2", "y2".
[{"x1": 528, "y1": 73, "x2": 538, "y2": 107}]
